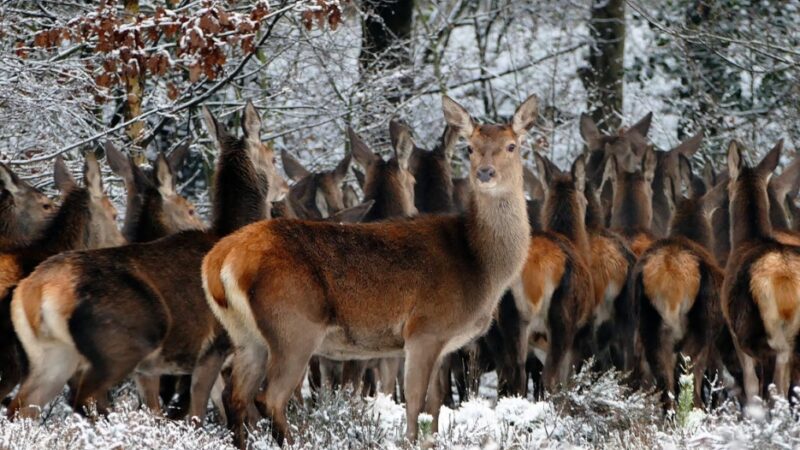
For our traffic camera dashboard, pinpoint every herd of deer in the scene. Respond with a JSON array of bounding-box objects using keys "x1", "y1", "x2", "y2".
[{"x1": 1, "y1": 95, "x2": 799, "y2": 447}]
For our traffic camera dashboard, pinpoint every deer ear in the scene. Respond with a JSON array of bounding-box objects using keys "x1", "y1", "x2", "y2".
[
  {"x1": 663, "y1": 174, "x2": 677, "y2": 212},
  {"x1": 572, "y1": 154, "x2": 587, "y2": 194},
  {"x1": 353, "y1": 167, "x2": 366, "y2": 189},
  {"x1": 628, "y1": 112, "x2": 653, "y2": 138},
  {"x1": 701, "y1": 176, "x2": 728, "y2": 218},
  {"x1": 512, "y1": 94, "x2": 539, "y2": 136},
  {"x1": 389, "y1": 120, "x2": 415, "y2": 170},
  {"x1": 329, "y1": 199, "x2": 374, "y2": 223},
  {"x1": 678, "y1": 154, "x2": 693, "y2": 195},
  {"x1": 533, "y1": 152, "x2": 553, "y2": 187},
  {"x1": 343, "y1": 184, "x2": 360, "y2": 209},
  {"x1": 758, "y1": 139, "x2": 783, "y2": 180},
  {"x1": 241, "y1": 101, "x2": 262, "y2": 146},
  {"x1": 154, "y1": 152, "x2": 176, "y2": 196},
  {"x1": 0, "y1": 164, "x2": 21, "y2": 194},
  {"x1": 281, "y1": 149, "x2": 310, "y2": 181},
  {"x1": 348, "y1": 127, "x2": 379, "y2": 169},
  {"x1": 167, "y1": 141, "x2": 192, "y2": 175},
  {"x1": 523, "y1": 166, "x2": 545, "y2": 201},
  {"x1": 104, "y1": 141, "x2": 132, "y2": 184},
  {"x1": 333, "y1": 152, "x2": 351, "y2": 182},
  {"x1": 436, "y1": 125, "x2": 459, "y2": 160},
  {"x1": 727, "y1": 141, "x2": 743, "y2": 181},
  {"x1": 53, "y1": 156, "x2": 76, "y2": 192},
  {"x1": 601, "y1": 154, "x2": 618, "y2": 193},
  {"x1": 83, "y1": 152, "x2": 104, "y2": 198},
  {"x1": 442, "y1": 96, "x2": 475, "y2": 137},
  {"x1": 579, "y1": 113, "x2": 602, "y2": 150},
  {"x1": 772, "y1": 154, "x2": 800, "y2": 201},
  {"x1": 202, "y1": 106, "x2": 227, "y2": 146},
  {"x1": 642, "y1": 146, "x2": 657, "y2": 183},
  {"x1": 673, "y1": 129, "x2": 704, "y2": 157}
]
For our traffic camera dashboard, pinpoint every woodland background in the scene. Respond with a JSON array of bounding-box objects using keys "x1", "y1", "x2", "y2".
[{"x1": 1, "y1": 0, "x2": 798, "y2": 218}]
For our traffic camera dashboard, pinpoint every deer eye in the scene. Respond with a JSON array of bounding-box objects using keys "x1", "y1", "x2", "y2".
[
  {"x1": 188, "y1": 208, "x2": 195, "y2": 216},
  {"x1": 507, "y1": 144, "x2": 516, "y2": 152},
  {"x1": 43, "y1": 203, "x2": 52, "y2": 210},
  {"x1": 466, "y1": 146, "x2": 473, "y2": 155},
  {"x1": 272, "y1": 157, "x2": 277, "y2": 164}
]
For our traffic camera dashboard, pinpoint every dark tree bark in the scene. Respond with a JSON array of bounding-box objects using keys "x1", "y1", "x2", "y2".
[
  {"x1": 360, "y1": 0, "x2": 414, "y2": 99},
  {"x1": 580, "y1": 0, "x2": 625, "y2": 132}
]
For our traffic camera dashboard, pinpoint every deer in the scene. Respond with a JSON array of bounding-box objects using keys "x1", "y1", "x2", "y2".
[
  {"x1": 0, "y1": 164, "x2": 55, "y2": 250},
  {"x1": 632, "y1": 154, "x2": 727, "y2": 410},
  {"x1": 6, "y1": 101, "x2": 282, "y2": 423},
  {"x1": 722, "y1": 140, "x2": 800, "y2": 404},
  {"x1": 329, "y1": 122, "x2": 419, "y2": 399},
  {"x1": 281, "y1": 150, "x2": 351, "y2": 220},
  {"x1": 579, "y1": 112, "x2": 653, "y2": 225},
  {"x1": 0, "y1": 154, "x2": 124, "y2": 401},
  {"x1": 650, "y1": 131, "x2": 705, "y2": 237},
  {"x1": 104, "y1": 142, "x2": 206, "y2": 417},
  {"x1": 507, "y1": 153, "x2": 595, "y2": 396},
  {"x1": 602, "y1": 146, "x2": 659, "y2": 257},
  {"x1": 201, "y1": 94, "x2": 536, "y2": 447}
]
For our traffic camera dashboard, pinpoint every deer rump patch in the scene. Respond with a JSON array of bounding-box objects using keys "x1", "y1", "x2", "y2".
[
  {"x1": 589, "y1": 234, "x2": 628, "y2": 309},
  {"x1": 749, "y1": 251, "x2": 800, "y2": 351},
  {"x1": 641, "y1": 247, "x2": 700, "y2": 338},
  {"x1": 520, "y1": 236, "x2": 567, "y2": 314}
]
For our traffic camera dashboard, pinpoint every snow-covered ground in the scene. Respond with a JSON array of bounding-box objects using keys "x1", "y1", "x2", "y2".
[{"x1": 2, "y1": 367, "x2": 799, "y2": 449}]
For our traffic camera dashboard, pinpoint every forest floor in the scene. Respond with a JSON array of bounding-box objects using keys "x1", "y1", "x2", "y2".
[{"x1": 0, "y1": 367, "x2": 797, "y2": 449}]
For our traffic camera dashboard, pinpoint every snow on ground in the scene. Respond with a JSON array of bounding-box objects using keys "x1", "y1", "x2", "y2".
[{"x1": 2, "y1": 368, "x2": 800, "y2": 449}]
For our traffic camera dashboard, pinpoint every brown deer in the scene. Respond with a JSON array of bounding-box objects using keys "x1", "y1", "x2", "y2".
[
  {"x1": 579, "y1": 112, "x2": 652, "y2": 225},
  {"x1": 7, "y1": 102, "x2": 280, "y2": 422},
  {"x1": 723, "y1": 140, "x2": 800, "y2": 403},
  {"x1": 650, "y1": 131, "x2": 705, "y2": 237},
  {"x1": 0, "y1": 165, "x2": 55, "y2": 250},
  {"x1": 581, "y1": 172, "x2": 637, "y2": 372},
  {"x1": 104, "y1": 142, "x2": 202, "y2": 243},
  {"x1": 201, "y1": 94, "x2": 536, "y2": 446},
  {"x1": 281, "y1": 150, "x2": 351, "y2": 220},
  {"x1": 602, "y1": 146, "x2": 659, "y2": 256},
  {"x1": 0, "y1": 154, "x2": 124, "y2": 400},
  {"x1": 508, "y1": 153, "x2": 595, "y2": 395},
  {"x1": 633, "y1": 156, "x2": 726, "y2": 409}
]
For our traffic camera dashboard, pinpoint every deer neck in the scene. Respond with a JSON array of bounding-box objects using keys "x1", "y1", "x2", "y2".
[
  {"x1": 730, "y1": 175, "x2": 773, "y2": 248},
  {"x1": 669, "y1": 198, "x2": 712, "y2": 249},
  {"x1": 212, "y1": 146, "x2": 269, "y2": 237},
  {"x1": 468, "y1": 183, "x2": 530, "y2": 293},
  {"x1": 128, "y1": 187, "x2": 171, "y2": 243}
]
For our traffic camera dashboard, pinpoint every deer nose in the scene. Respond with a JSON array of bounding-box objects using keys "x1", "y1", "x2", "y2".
[{"x1": 476, "y1": 166, "x2": 496, "y2": 183}]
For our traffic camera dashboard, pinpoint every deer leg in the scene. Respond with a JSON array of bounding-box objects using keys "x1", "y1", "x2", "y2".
[
  {"x1": 738, "y1": 348, "x2": 760, "y2": 405},
  {"x1": 543, "y1": 322, "x2": 573, "y2": 393},
  {"x1": 259, "y1": 327, "x2": 324, "y2": 447},
  {"x1": 403, "y1": 338, "x2": 445, "y2": 444},
  {"x1": 775, "y1": 351, "x2": 792, "y2": 400},
  {"x1": 210, "y1": 374, "x2": 227, "y2": 426},
  {"x1": 135, "y1": 373, "x2": 162, "y2": 413},
  {"x1": 8, "y1": 342, "x2": 80, "y2": 419},
  {"x1": 187, "y1": 350, "x2": 226, "y2": 423},
  {"x1": 228, "y1": 342, "x2": 268, "y2": 448},
  {"x1": 378, "y1": 357, "x2": 401, "y2": 397}
]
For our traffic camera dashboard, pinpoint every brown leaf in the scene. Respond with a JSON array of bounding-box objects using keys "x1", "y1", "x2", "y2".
[
  {"x1": 166, "y1": 82, "x2": 179, "y2": 100},
  {"x1": 188, "y1": 64, "x2": 201, "y2": 83}
]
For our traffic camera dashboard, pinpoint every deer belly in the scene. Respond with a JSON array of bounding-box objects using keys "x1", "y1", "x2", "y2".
[{"x1": 317, "y1": 326, "x2": 405, "y2": 360}]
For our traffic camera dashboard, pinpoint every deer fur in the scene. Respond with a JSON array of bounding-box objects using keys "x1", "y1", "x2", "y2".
[
  {"x1": 633, "y1": 158, "x2": 725, "y2": 409},
  {"x1": 0, "y1": 164, "x2": 55, "y2": 250},
  {"x1": 7, "y1": 102, "x2": 279, "y2": 423},
  {"x1": 0, "y1": 154, "x2": 124, "y2": 401},
  {"x1": 508, "y1": 153, "x2": 595, "y2": 395},
  {"x1": 201, "y1": 95, "x2": 535, "y2": 447},
  {"x1": 650, "y1": 131, "x2": 704, "y2": 237},
  {"x1": 603, "y1": 146, "x2": 659, "y2": 256},
  {"x1": 281, "y1": 149, "x2": 351, "y2": 220},
  {"x1": 722, "y1": 140, "x2": 800, "y2": 403}
]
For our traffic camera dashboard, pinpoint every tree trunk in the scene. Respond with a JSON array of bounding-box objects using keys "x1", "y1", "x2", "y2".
[
  {"x1": 360, "y1": 0, "x2": 414, "y2": 99},
  {"x1": 581, "y1": 0, "x2": 625, "y2": 132},
  {"x1": 123, "y1": 0, "x2": 144, "y2": 143}
]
